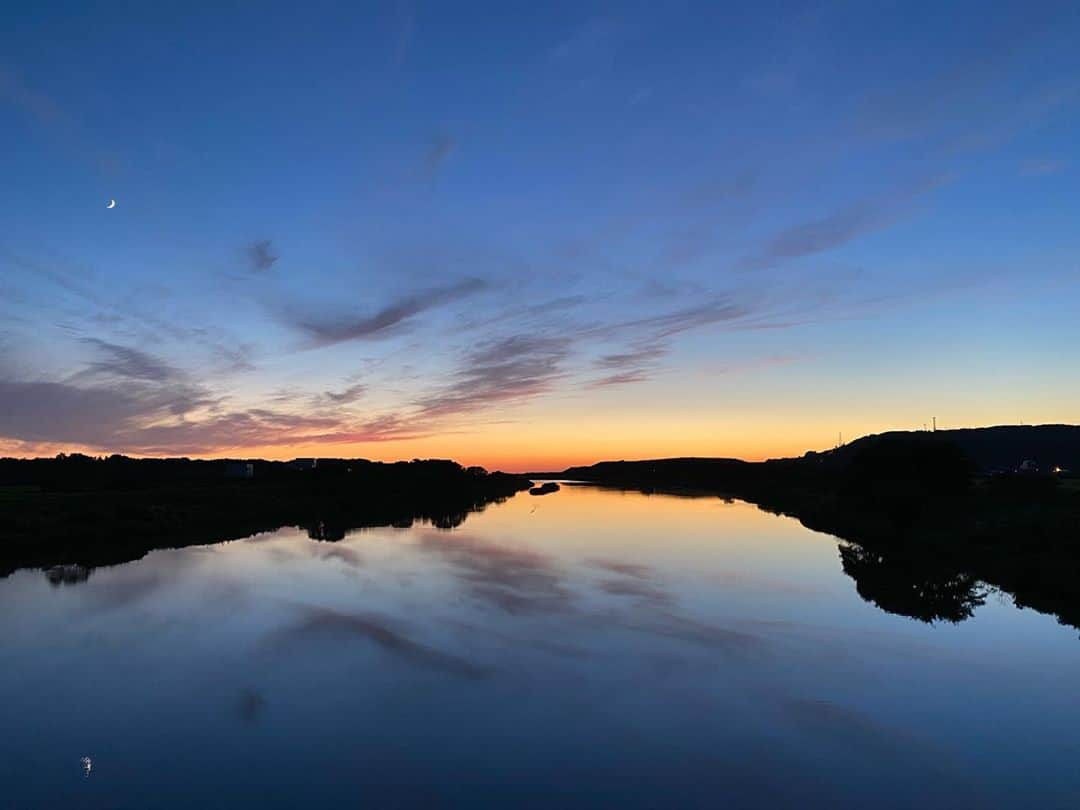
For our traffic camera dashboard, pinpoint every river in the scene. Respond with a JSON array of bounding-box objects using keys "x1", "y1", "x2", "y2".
[{"x1": 2, "y1": 484, "x2": 1077, "y2": 808}]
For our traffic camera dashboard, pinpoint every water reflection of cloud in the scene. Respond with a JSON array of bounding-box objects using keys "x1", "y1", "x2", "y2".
[
  {"x1": 448, "y1": 619, "x2": 592, "y2": 660},
  {"x1": 263, "y1": 545, "x2": 304, "y2": 565},
  {"x1": 784, "y1": 698, "x2": 885, "y2": 737},
  {"x1": 779, "y1": 698, "x2": 975, "y2": 798},
  {"x1": 271, "y1": 605, "x2": 488, "y2": 679},
  {"x1": 71, "y1": 546, "x2": 217, "y2": 611},
  {"x1": 417, "y1": 532, "x2": 575, "y2": 616},
  {"x1": 82, "y1": 571, "x2": 170, "y2": 610},
  {"x1": 588, "y1": 558, "x2": 680, "y2": 607},
  {"x1": 617, "y1": 611, "x2": 762, "y2": 654},
  {"x1": 312, "y1": 545, "x2": 364, "y2": 568},
  {"x1": 779, "y1": 698, "x2": 937, "y2": 761},
  {"x1": 417, "y1": 531, "x2": 770, "y2": 657},
  {"x1": 589, "y1": 560, "x2": 764, "y2": 649},
  {"x1": 197, "y1": 579, "x2": 252, "y2": 611}
]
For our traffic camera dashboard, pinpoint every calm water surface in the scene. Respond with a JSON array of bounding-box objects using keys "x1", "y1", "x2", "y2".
[{"x1": 2, "y1": 485, "x2": 1078, "y2": 808}]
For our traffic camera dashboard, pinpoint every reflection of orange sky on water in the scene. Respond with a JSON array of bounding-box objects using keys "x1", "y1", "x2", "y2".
[
  {"x1": 200, "y1": 483, "x2": 841, "y2": 596},
  {"x1": 450, "y1": 484, "x2": 839, "y2": 580}
]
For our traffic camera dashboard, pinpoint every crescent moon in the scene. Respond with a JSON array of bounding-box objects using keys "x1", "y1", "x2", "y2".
[{"x1": 106, "y1": 199, "x2": 116, "y2": 209}]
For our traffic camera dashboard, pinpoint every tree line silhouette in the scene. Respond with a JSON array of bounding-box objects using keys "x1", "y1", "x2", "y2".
[{"x1": 0, "y1": 454, "x2": 530, "y2": 577}]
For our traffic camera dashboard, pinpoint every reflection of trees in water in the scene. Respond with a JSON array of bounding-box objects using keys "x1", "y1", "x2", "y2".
[
  {"x1": 430, "y1": 512, "x2": 468, "y2": 530},
  {"x1": 302, "y1": 509, "x2": 470, "y2": 541},
  {"x1": 45, "y1": 564, "x2": 91, "y2": 586},
  {"x1": 305, "y1": 520, "x2": 347, "y2": 542},
  {"x1": 838, "y1": 543, "x2": 986, "y2": 624}
]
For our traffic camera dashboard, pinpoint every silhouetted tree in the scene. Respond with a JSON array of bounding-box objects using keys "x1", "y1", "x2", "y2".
[{"x1": 843, "y1": 435, "x2": 975, "y2": 499}]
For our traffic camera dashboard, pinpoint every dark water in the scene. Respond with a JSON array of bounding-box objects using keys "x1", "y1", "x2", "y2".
[{"x1": 2, "y1": 486, "x2": 1078, "y2": 808}]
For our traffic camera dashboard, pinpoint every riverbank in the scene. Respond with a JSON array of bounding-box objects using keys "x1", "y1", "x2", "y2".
[
  {"x1": 0, "y1": 457, "x2": 530, "y2": 576},
  {"x1": 556, "y1": 435, "x2": 1080, "y2": 631}
]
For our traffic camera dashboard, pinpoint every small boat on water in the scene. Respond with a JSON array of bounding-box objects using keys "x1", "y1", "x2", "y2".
[{"x1": 529, "y1": 481, "x2": 561, "y2": 496}]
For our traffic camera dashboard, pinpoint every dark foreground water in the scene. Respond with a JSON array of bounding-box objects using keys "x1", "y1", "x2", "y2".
[{"x1": 2, "y1": 485, "x2": 1078, "y2": 808}]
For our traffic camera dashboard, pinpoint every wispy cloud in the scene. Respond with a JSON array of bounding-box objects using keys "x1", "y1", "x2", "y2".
[
  {"x1": 248, "y1": 240, "x2": 278, "y2": 272},
  {"x1": 79, "y1": 338, "x2": 182, "y2": 383},
  {"x1": 0, "y1": 379, "x2": 210, "y2": 448},
  {"x1": 586, "y1": 370, "x2": 651, "y2": 389},
  {"x1": 585, "y1": 343, "x2": 668, "y2": 389},
  {"x1": 422, "y1": 134, "x2": 456, "y2": 180},
  {"x1": 289, "y1": 278, "x2": 487, "y2": 347},
  {"x1": 392, "y1": 0, "x2": 416, "y2": 68},
  {"x1": 321, "y1": 381, "x2": 366, "y2": 405},
  {"x1": 0, "y1": 67, "x2": 66, "y2": 126},
  {"x1": 739, "y1": 179, "x2": 945, "y2": 271},
  {"x1": 128, "y1": 409, "x2": 421, "y2": 455},
  {"x1": 740, "y1": 204, "x2": 889, "y2": 270},
  {"x1": 595, "y1": 344, "x2": 668, "y2": 370},
  {"x1": 327, "y1": 413, "x2": 433, "y2": 444},
  {"x1": 1019, "y1": 158, "x2": 1070, "y2": 177},
  {"x1": 3, "y1": 249, "x2": 256, "y2": 375},
  {"x1": 416, "y1": 335, "x2": 571, "y2": 419},
  {"x1": 548, "y1": 17, "x2": 629, "y2": 74},
  {"x1": 0, "y1": 346, "x2": 413, "y2": 453},
  {"x1": 616, "y1": 298, "x2": 755, "y2": 338},
  {"x1": 0, "y1": 67, "x2": 119, "y2": 172},
  {"x1": 420, "y1": 286, "x2": 818, "y2": 413},
  {"x1": 848, "y1": 7, "x2": 1079, "y2": 162}
]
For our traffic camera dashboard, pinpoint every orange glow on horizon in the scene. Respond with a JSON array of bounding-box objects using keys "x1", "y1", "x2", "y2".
[
  {"x1": 4, "y1": 414, "x2": 1064, "y2": 473},
  {"x1": 1, "y1": 432, "x2": 813, "y2": 472}
]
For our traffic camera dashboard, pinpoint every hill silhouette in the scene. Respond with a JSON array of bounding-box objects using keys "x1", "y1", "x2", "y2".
[
  {"x1": 794, "y1": 424, "x2": 1080, "y2": 474},
  {"x1": 550, "y1": 425, "x2": 1080, "y2": 483}
]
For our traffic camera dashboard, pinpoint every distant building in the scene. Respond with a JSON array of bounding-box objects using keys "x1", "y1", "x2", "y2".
[
  {"x1": 289, "y1": 458, "x2": 318, "y2": 471},
  {"x1": 1017, "y1": 459, "x2": 1040, "y2": 474},
  {"x1": 225, "y1": 462, "x2": 255, "y2": 479}
]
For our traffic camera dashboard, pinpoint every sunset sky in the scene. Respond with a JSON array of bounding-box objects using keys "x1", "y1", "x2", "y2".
[{"x1": 2, "y1": 2, "x2": 1078, "y2": 471}]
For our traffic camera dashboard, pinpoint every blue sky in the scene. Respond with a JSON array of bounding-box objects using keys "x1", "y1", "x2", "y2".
[{"x1": 2, "y1": 1, "x2": 1078, "y2": 468}]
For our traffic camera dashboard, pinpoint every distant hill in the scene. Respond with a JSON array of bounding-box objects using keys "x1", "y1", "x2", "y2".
[
  {"x1": 553, "y1": 425, "x2": 1080, "y2": 481},
  {"x1": 802, "y1": 425, "x2": 1080, "y2": 474}
]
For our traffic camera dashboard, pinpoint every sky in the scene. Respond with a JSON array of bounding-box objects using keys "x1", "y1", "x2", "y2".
[{"x1": 1, "y1": 1, "x2": 1078, "y2": 471}]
